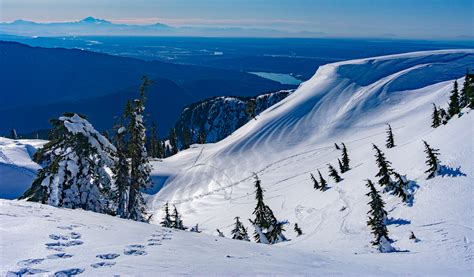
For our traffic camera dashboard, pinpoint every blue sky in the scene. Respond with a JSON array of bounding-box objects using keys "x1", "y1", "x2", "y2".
[{"x1": 1, "y1": 0, "x2": 472, "y2": 38}]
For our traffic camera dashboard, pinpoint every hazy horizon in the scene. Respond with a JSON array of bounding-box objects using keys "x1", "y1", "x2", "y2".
[{"x1": 1, "y1": 0, "x2": 473, "y2": 39}]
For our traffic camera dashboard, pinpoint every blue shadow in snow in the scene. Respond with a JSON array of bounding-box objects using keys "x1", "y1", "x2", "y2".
[
  {"x1": 438, "y1": 165, "x2": 467, "y2": 177},
  {"x1": 386, "y1": 217, "x2": 411, "y2": 226}
]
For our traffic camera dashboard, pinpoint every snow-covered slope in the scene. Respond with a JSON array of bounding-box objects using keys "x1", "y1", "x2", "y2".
[
  {"x1": 0, "y1": 138, "x2": 46, "y2": 199},
  {"x1": 1, "y1": 50, "x2": 473, "y2": 275},
  {"x1": 148, "y1": 50, "x2": 474, "y2": 274}
]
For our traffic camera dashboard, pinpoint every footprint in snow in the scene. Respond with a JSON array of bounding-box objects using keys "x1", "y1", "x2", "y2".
[
  {"x1": 90, "y1": 261, "x2": 116, "y2": 268},
  {"x1": 123, "y1": 249, "x2": 147, "y2": 256},
  {"x1": 49, "y1": 234, "x2": 70, "y2": 240},
  {"x1": 148, "y1": 242, "x2": 162, "y2": 246},
  {"x1": 96, "y1": 253, "x2": 120, "y2": 260},
  {"x1": 16, "y1": 258, "x2": 44, "y2": 267},
  {"x1": 47, "y1": 253, "x2": 73, "y2": 259},
  {"x1": 70, "y1": 232, "x2": 81, "y2": 239},
  {"x1": 54, "y1": 268, "x2": 85, "y2": 277},
  {"x1": 45, "y1": 240, "x2": 84, "y2": 247},
  {"x1": 7, "y1": 267, "x2": 48, "y2": 276},
  {"x1": 127, "y1": 244, "x2": 145, "y2": 248}
]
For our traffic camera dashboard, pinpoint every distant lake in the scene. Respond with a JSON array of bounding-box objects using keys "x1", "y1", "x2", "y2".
[{"x1": 250, "y1": 72, "x2": 302, "y2": 85}]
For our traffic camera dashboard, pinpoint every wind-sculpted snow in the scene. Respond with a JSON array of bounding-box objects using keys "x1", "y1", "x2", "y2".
[
  {"x1": 148, "y1": 50, "x2": 474, "y2": 274},
  {"x1": 1, "y1": 50, "x2": 473, "y2": 274}
]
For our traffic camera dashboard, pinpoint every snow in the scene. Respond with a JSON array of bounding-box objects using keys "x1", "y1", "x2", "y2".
[{"x1": 1, "y1": 49, "x2": 474, "y2": 274}]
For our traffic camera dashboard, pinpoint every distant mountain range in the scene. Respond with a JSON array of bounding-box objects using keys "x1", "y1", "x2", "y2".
[
  {"x1": 0, "y1": 41, "x2": 293, "y2": 136},
  {"x1": 0, "y1": 17, "x2": 325, "y2": 37}
]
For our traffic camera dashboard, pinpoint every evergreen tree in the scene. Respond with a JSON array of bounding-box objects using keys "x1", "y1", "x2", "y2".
[
  {"x1": 372, "y1": 144, "x2": 393, "y2": 187},
  {"x1": 467, "y1": 72, "x2": 474, "y2": 109},
  {"x1": 182, "y1": 128, "x2": 192, "y2": 149},
  {"x1": 171, "y1": 205, "x2": 186, "y2": 230},
  {"x1": 365, "y1": 179, "x2": 393, "y2": 252},
  {"x1": 391, "y1": 172, "x2": 409, "y2": 202},
  {"x1": 10, "y1": 128, "x2": 18, "y2": 139},
  {"x1": 169, "y1": 128, "x2": 179, "y2": 155},
  {"x1": 294, "y1": 223, "x2": 303, "y2": 236},
  {"x1": 327, "y1": 164, "x2": 342, "y2": 183},
  {"x1": 160, "y1": 202, "x2": 172, "y2": 228},
  {"x1": 231, "y1": 216, "x2": 250, "y2": 241},
  {"x1": 113, "y1": 125, "x2": 130, "y2": 218},
  {"x1": 341, "y1": 142, "x2": 350, "y2": 172},
  {"x1": 249, "y1": 174, "x2": 287, "y2": 244},
  {"x1": 460, "y1": 70, "x2": 471, "y2": 108},
  {"x1": 334, "y1": 143, "x2": 341, "y2": 150},
  {"x1": 310, "y1": 173, "x2": 319, "y2": 190},
  {"x1": 448, "y1": 80, "x2": 461, "y2": 117},
  {"x1": 431, "y1": 103, "x2": 441, "y2": 128},
  {"x1": 423, "y1": 140, "x2": 441, "y2": 179},
  {"x1": 20, "y1": 113, "x2": 116, "y2": 214},
  {"x1": 385, "y1": 124, "x2": 395, "y2": 148},
  {"x1": 126, "y1": 77, "x2": 153, "y2": 222},
  {"x1": 190, "y1": 224, "x2": 201, "y2": 233},
  {"x1": 148, "y1": 121, "x2": 159, "y2": 158},
  {"x1": 198, "y1": 128, "x2": 206, "y2": 144},
  {"x1": 245, "y1": 99, "x2": 257, "y2": 120},
  {"x1": 439, "y1": 107, "x2": 449, "y2": 124},
  {"x1": 216, "y1": 229, "x2": 225, "y2": 237},
  {"x1": 338, "y1": 158, "x2": 345, "y2": 173},
  {"x1": 318, "y1": 170, "x2": 328, "y2": 191}
]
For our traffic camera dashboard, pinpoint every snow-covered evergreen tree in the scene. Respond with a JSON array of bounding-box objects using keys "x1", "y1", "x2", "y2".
[
  {"x1": 231, "y1": 216, "x2": 250, "y2": 241},
  {"x1": 341, "y1": 142, "x2": 350, "y2": 172},
  {"x1": 460, "y1": 71, "x2": 471, "y2": 108},
  {"x1": 385, "y1": 124, "x2": 395, "y2": 148},
  {"x1": 327, "y1": 164, "x2": 342, "y2": 183},
  {"x1": 310, "y1": 173, "x2": 319, "y2": 190},
  {"x1": 431, "y1": 103, "x2": 441, "y2": 128},
  {"x1": 169, "y1": 128, "x2": 179, "y2": 155},
  {"x1": 391, "y1": 172, "x2": 409, "y2": 203},
  {"x1": 318, "y1": 170, "x2": 328, "y2": 191},
  {"x1": 448, "y1": 80, "x2": 461, "y2": 117},
  {"x1": 20, "y1": 113, "x2": 116, "y2": 214},
  {"x1": 365, "y1": 179, "x2": 394, "y2": 252},
  {"x1": 125, "y1": 77, "x2": 153, "y2": 222},
  {"x1": 249, "y1": 174, "x2": 287, "y2": 244},
  {"x1": 294, "y1": 223, "x2": 303, "y2": 236},
  {"x1": 439, "y1": 107, "x2": 449, "y2": 124},
  {"x1": 112, "y1": 125, "x2": 130, "y2": 218},
  {"x1": 190, "y1": 224, "x2": 201, "y2": 233},
  {"x1": 171, "y1": 205, "x2": 186, "y2": 230},
  {"x1": 372, "y1": 144, "x2": 393, "y2": 187},
  {"x1": 160, "y1": 202, "x2": 172, "y2": 228},
  {"x1": 423, "y1": 140, "x2": 441, "y2": 179}
]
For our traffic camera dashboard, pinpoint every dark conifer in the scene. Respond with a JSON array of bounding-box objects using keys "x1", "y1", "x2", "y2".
[
  {"x1": 113, "y1": 125, "x2": 130, "y2": 218},
  {"x1": 171, "y1": 205, "x2": 186, "y2": 230},
  {"x1": 341, "y1": 142, "x2": 350, "y2": 172},
  {"x1": 439, "y1": 107, "x2": 449, "y2": 124},
  {"x1": 249, "y1": 174, "x2": 287, "y2": 244},
  {"x1": 391, "y1": 172, "x2": 409, "y2": 202},
  {"x1": 198, "y1": 128, "x2": 206, "y2": 144},
  {"x1": 460, "y1": 70, "x2": 470, "y2": 108},
  {"x1": 365, "y1": 179, "x2": 393, "y2": 252},
  {"x1": 126, "y1": 77, "x2": 152, "y2": 222},
  {"x1": 294, "y1": 223, "x2": 303, "y2": 236},
  {"x1": 385, "y1": 124, "x2": 395, "y2": 148},
  {"x1": 334, "y1": 143, "x2": 341, "y2": 150},
  {"x1": 328, "y1": 164, "x2": 342, "y2": 183},
  {"x1": 169, "y1": 128, "x2": 178, "y2": 154},
  {"x1": 160, "y1": 202, "x2": 172, "y2": 228},
  {"x1": 373, "y1": 144, "x2": 393, "y2": 187},
  {"x1": 311, "y1": 173, "x2": 319, "y2": 190},
  {"x1": 448, "y1": 80, "x2": 461, "y2": 117},
  {"x1": 338, "y1": 158, "x2": 345, "y2": 173},
  {"x1": 423, "y1": 140, "x2": 441, "y2": 179},
  {"x1": 231, "y1": 216, "x2": 250, "y2": 241},
  {"x1": 318, "y1": 170, "x2": 328, "y2": 191},
  {"x1": 431, "y1": 103, "x2": 441, "y2": 128}
]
